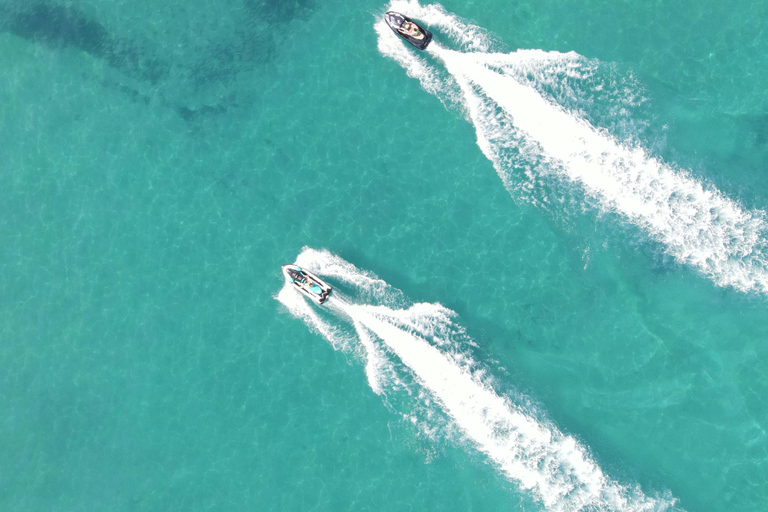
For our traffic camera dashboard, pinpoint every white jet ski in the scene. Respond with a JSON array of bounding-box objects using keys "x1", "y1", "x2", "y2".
[{"x1": 281, "y1": 264, "x2": 332, "y2": 305}]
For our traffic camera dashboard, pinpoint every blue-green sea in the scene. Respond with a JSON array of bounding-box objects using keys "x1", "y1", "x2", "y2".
[{"x1": 2, "y1": 0, "x2": 768, "y2": 511}]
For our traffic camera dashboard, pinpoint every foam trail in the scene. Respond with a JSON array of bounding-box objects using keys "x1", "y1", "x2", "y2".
[
  {"x1": 376, "y1": 1, "x2": 768, "y2": 295},
  {"x1": 277, "y1": 248, "x2": 678, "y2": 512}
]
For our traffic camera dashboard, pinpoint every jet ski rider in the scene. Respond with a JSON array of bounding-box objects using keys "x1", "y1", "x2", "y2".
[
  {"x1": 301, "y1": 277, "x2": 321, "y2": 295},
  {"x1": 398, "y1": 21, "x2": 424, "y2": 40}
]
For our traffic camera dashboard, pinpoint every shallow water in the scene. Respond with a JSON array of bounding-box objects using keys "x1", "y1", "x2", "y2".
[{"x1": 2, "y1": 1, "x2": 767, "y2": 511}]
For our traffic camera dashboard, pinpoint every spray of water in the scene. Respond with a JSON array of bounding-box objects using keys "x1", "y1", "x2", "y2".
[
  {"x1": 277, "y1": 247, "x2": 679, "y2": 512},
  {"x1": 376, "y1": 0, "x2": 768, "y2": 295}
]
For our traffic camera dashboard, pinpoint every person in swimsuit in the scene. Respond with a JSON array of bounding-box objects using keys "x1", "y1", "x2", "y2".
[
  {"x1": 399, "y1": 21, "x2": 424, "y2": 40},
  {"x1": 301, "y1": 276, "x2": 322, "y2": 295}
]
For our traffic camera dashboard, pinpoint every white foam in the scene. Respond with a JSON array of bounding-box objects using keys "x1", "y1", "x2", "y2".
[
  {"x1": 277, "y1": 248, "x2": 678, "y2": 512},
  {"x1": 343, "y1": 303, "x2": 671, "y2": 512},
  {"x1": 376, "y1": 1, "x2": 768, "y2": 295}
]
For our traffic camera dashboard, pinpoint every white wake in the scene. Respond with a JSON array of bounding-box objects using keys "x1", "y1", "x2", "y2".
[
  {"x1": 376, "y1": 0, "x2": 768, "y2": 295},
  {"x1": 277, "y1": 247, "x2": 678, "y2": 512}
]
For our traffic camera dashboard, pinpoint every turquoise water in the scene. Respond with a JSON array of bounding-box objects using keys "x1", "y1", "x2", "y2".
[{"x1": 2, "y1": 0, "x2": 768, "y2": 510}]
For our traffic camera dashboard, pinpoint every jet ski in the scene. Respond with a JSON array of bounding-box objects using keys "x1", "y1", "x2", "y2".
[
  {"x1": 281, "y1": 264, "x2": 332, "y2": 305},
  {"x1": 385, "y1": 11, "x2": 432, "y2": 50}
]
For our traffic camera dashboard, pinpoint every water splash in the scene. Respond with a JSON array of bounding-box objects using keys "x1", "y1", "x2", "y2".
[
  {"x1": 277, "y1": 247, "x2": 679, "y2": 512},
  {"x1": 376, "y1": 0, "x2": 768, "y2": 295}
]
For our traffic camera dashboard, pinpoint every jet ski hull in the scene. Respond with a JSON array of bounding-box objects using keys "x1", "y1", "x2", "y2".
[
  {"x1": 281, "y1": 264, "x2": 332, "y2": 305},
  {"x1": 385, "y1": 11, "x2": 432, "y2": 50}
]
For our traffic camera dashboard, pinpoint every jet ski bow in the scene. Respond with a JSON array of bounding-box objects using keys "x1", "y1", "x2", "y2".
[
  {"x1": 281, "y1": 264, "x2": 332, "y2": 305},
  {"x1": 385, "y1": 11, "x2": 432, "y2": 50}
]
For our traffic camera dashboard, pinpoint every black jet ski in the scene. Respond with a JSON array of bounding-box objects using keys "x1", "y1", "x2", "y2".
[
  {"x1": 282, "y1": 264, "x2": 332, "y2": 305},
  {"x1": 385, "y1": 11, "x2": 432, "y2": 50}
]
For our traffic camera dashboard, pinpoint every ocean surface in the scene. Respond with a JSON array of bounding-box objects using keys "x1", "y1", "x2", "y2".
[{"x1": 2, "y1": 0, "x2": 768, "y2": 511}]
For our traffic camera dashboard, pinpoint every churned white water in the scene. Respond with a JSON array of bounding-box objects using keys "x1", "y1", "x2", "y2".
[
  {"x1": 278, "y1": 247, "x2": 678, "y2": 512},
  {"x1": 376, "y1": 0, "x2": 768, "y2": 295}
]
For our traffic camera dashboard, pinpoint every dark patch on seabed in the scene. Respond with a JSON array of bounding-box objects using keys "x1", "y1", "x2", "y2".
[
  {"x1": 188, "y1": 27, "x2": 276, "y2": 88},
  {"x1": 0, "y1": 0, "x2": 315, "y2": 122},
  {"x1": 2, "y1": 2, "x2": 168, "y2": 84},
  {"x1": 3, "y1": 3, "x2": 109, "y2": 55},
  {"x1": 177, "y1": 102, "x2": 233, "y2": 123}
]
